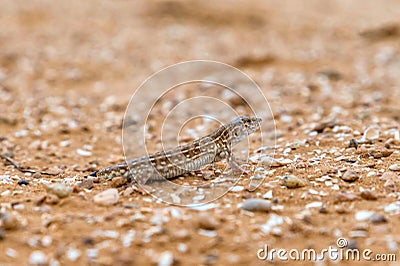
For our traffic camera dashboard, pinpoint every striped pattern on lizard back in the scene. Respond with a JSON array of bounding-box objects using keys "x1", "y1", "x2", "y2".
[{"x1": 93, "y1": 116, "x2": 262, "y2": 184}]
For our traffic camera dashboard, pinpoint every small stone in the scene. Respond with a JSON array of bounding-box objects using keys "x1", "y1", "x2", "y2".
[
  {"x1": 32, "y1": 172, "x2": 42, "y2": 179},
  {"x1": 368, "y1": 213, "x2": 387, "y2": 224},
  {"x1": 341, "y1": 170, "x2": 360, "y2": 182},
  {"x1": 123, "y1": 187, "x2": 134, "y2": 197},
  {"x1": 389, "y1": 164, "x2": 400, "y2": 171},
  {"x1": 1, "y1": 190, "x2": 11, "y2": 197},
  {"x1": 76, "y1": 148, "x2": 92, "y2": 157},
  {"x1": 158, "y1": 251, "x2": 174, "y2": 266},
  {"x1": 282, "y1": 175, "x2": 306, "y2": 188},
  {"x1": 239, "y1": 199, "x2": 271, "y2": 212},
  {"x1": 355, "y1": 210, "x2": 374, "y2": 221},
  {"x1": 17, "y1": 179, "x2": 29, "y2": 186},
  {"x1": 110, "y1": 176, "x2": 127, "y2": 188},
  {"x1": 319, "y1": 206, "x2": 328, "y2": 214},
  {"x1": 171, "y1": 229, "x2": 191, "y2": 241},
  {"x1": 0, "y1": 212, "x2": 20, "y2": 230},
  {"x1": 336, "y1": 191, "x2": 360, "y2": 202},
  {"x1": 260, "y1": 156, "x2": 281, "y2": 167},
  {"x1": 46, "y1": 167, "x2": 62, "y2": 175},
  {"x1": 360, "y1": 190, "x2": 378, "y2": 200},
  {"x1": 306, "y1": 202, "x2": 323, "y2": 209},
  {"x1": 353, "y1": 222, "x2": 369, "y2": 231},
  {"x1": 262, "y1": 190, "x2": 273, "y2": 199},
  {"x1": 198, "y1": 213, "x2": 221, "y2": 230},
  {"x1": 45, "y1": 183, "x2": 72, "y2": 198},
  {"x1": 29, "y1": 250, "x2": 47, "y2": 265},
  {"x1": 229, "y1": 186, "x2": 244, "y2": 192},
  {"x1": 349, "y1": 230, "x2": 368, "y2": 238},
  {"x1": 335, "y1": 205, "x2": 347, "y2": 214},
  {"x1": 66, "y1": 248, "x2": 81, "y2": 261},
  {"x1": 47, "y1": 193, "x2": 61, "y2": 204},
  {"x1": 93, "y1": 188, "x2": 119, "y2": 206},
  {"x1": 78, "y1": 179, "x2": 94, "y2": 189}
]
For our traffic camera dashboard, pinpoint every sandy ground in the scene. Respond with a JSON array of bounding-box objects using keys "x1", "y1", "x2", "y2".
[{"x1": 1, "y1": 0, "x2": 400, "y2": 265}]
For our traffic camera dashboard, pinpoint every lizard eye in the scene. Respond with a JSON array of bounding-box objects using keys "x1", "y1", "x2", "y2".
[{"x1": 234, "y1": 130, "x2": 240, "y2": 137}]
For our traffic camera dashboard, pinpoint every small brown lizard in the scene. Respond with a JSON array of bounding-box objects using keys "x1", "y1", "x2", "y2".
[{"x1": 89, "y1": 116, "x2": 261, "y2": 185}]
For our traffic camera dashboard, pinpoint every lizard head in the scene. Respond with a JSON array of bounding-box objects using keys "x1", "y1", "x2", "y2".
[{"x1": 226, "y1": 116, "x2": 262, "y2": 146}]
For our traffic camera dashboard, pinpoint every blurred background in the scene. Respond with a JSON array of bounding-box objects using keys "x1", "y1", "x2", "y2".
[{"x1": 1, "y1": 1, "x2": 400, "y2": 265}]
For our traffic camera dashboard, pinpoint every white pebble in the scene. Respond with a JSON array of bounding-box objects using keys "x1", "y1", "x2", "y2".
[
  {"x1": 93, "y1": 188, "x2": 119, "y2": 206},
  {"x1": 389, "y1": 164, "x2": 400, "y2": 171},
  {"x1": 229, "y1": 186, "x2": 244, "y2": 192},
  {"x1": 177, "y1": 243, "x2": 188, "y2": 253},
  {"x1": 1, "y1": 190, "x2": 11, "y2": 197},
  {"x1": 41, "y1": 236, "x2": 52, "y2": 247},
  {"x1": 188, "y1": 203, "x2": 217, "y2": 211},
  {"x1": 76, "y1": 148, "x2": 92, "y2": 157},
  {"x1": 29, "y1": 251, "x2": 47, "y2": 265},
  {"x1": 66, "y1": 248, "x2": 81, "y2": 261},
  {"x1": 5, "y1": 248, "x2": 18, "y2": 258},
  {"x1": 355, "y1": 211, "x2": 374, "y2": 221},
  {"x1": 262, "y1": 190, "x2": 273, "y2": 199},
  {"x1": 260, "y1": 214, "x2": 283, "y2": 234},
  {"x1": 158, "y1": 251, "x2": 174, "y2": 266},
  {"x1": 306, "y1": 202, "x2": 323, "y2": 209}
]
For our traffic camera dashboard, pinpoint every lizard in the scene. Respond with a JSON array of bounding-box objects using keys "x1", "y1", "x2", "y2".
[{"x1": 89, "y1": 116, "x2": 262, "y2": 185}]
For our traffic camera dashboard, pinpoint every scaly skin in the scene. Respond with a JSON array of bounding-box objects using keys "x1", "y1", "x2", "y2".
[{"x1": 90, "y1": 116, "x2": 262, "y2": 184}]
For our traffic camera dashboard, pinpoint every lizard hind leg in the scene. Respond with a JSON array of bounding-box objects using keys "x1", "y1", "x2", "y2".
[{"x1": 227, "y1": 152, "x2": 249, "y2": 176}]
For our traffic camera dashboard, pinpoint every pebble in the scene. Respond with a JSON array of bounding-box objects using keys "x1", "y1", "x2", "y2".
[
  {"x1": 158, "y1": 251, "x2": 174, "y2": 266},
  {"x1": 45, "y1": 183, "x2": 72, "y2": 198},
  {"x1": 123, "y1": 187, "x2": 134, "y2": 197},
  {"x1": 171, "y1": 229, "x2": 191, "y2": 241},
  {"x1": 239, "y1": 199, "x2": 271, "y2": 212},
  {"x1": 66, "y1": 247, "x2": 81, "y2": 261},
  {"x1": 5, "y1": 248, "x2": 17, "y2": 258},
  {"x1": 349, "y1": 230, "x2": 368, "y2": 238},
  {"x1": 360, "y1": 190, "x2": 378, "y2": 200},
  {"x1": 305, "y1": 202, "x2": 323, "y2": 209},
  {"x1": 389, "y1": 164, "x2": 400, "y2": 171},
  {"x1": 110, "y1": 176, "x2": 127, "y2": 188},
  {"x1": 384, "y1": 202, "x2": 400, "y2": 213},
  {"x1": 1, "y1": 190, "x2": 11, "y2": 197},
  {"x1": 93, "y1": 188, "x2": 119, "y2": 206},
  {"x1": 262, "y1": 190, "x2": 273, "y2": 199},
  {"x1": 189, "y1": 203, "x2": 217, "y2": 211},
  {"x1": 76, "y1": 148, "x2": 92, "y2": 157},
  {"x1": 368, "y1": 213, "x2": 387, "y2": 224},
  {"x1": 229, "y1": 186, "x2": 244, "y2": 192},
  {"x1": 341, "y1": 170, "x2": 360, "y2": 182},
  {"x1": 282, "y1": 175, "x2": 306, "y2": 188},
  {"x1": 76, "y1": 179, "x2": 94, "y2": 190},
  {"x1": 29, "y1": 250, "x2": 47, "y2": 265},
  {"x1": 0, "y1": 212, "x2": 20, "y2": 230},
  {"x1": 198, "y1": 213, "x2": 221, "y2": 230},
  {"x1": 260, "y1": 214, "x2": 284, "y2": 234},
  {"x1": 336, "y1": 191, "x2": 360, "y2": 202},
  {"x1": 355, "y1": 211, "x2": 374, "y2": 221}
]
